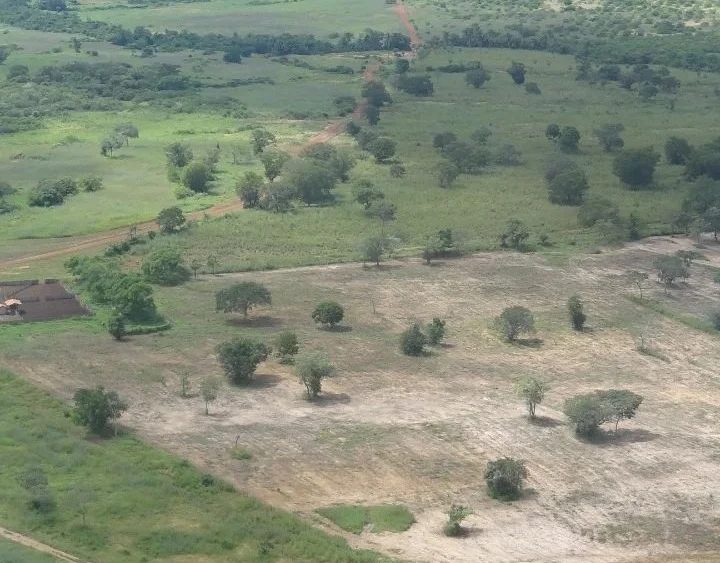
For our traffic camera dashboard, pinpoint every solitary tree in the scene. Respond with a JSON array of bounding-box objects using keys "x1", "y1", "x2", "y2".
[
  {"x1": 72, "y1": 387, "x2": 127, "y2": 435},
  {"x1": 215, "y1": 282, "x2": 271, "y2": 318},
  {"x1": 157, "y1": 206, "x2": 186, "y2": 234},
  {"x1": 312, "y1": 301, "x2": 345, "y2": 328},
  {"x1": 443, "y1": 505, "x2": 473, "y2": 537},
  {"x1": 295, "y1": 351, "x2": 334, "y2": 400},
  {"x1": 496, "y1": 306, "x2": 535, "y2": 342},
  {"x1": 400, "y1": 322, "x2": 427, "y2": 356},
  {"x1": 215, "y1": 338, "x2": 269, "y2": 384},
  {"x1": 567, "y1": 295, "x2": 586, "y2": 330},
  {"x1": 514, "y1": 376, "x2": 547, "y2": 419},
  {"x1": 200, "y1": 376, "x2": 221, "y2": 415},
  {"x1": 484, "y1": 458, "x2": 527, "y2": 500}
]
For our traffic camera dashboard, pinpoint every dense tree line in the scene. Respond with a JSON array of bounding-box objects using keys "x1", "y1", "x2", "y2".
[{"x1": 0, "y1": 0, "x2": 409, "y2": 56}]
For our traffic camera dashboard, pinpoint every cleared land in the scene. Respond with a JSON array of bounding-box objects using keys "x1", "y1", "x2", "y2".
[{"x1": 3, "y1": 236, "x2": 720, "y2": 562}]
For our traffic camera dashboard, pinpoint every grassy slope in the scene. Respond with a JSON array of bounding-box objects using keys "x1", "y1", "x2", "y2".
[{"x1": 0, "y1": 370, "x2": 387, "y2": 563}]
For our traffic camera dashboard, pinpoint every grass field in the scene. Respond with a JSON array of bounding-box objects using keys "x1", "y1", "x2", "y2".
[
  {"x1": 3, "y1": 236, "x2": 720, "y2": 561},
  {"x1": 317, "y1": 505, "x2": 415, "y2": 534},
  {"x1": 76, "y1": 0, "x2": 403, "y2": 36},
  {"x1": 0, "y1": 538, "x2": 59, "y2": 563},
  {"x1": 0, "y1": 370, "x2": 386, "y2": 562}
]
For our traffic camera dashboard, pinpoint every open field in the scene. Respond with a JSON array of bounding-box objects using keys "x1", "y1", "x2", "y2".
[{"x1": 3, "y1": 236, "x2": 720, "y2": 562}]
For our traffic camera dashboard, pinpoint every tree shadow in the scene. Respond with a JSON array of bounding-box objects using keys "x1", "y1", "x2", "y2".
[
  {"x1": 314, "y1": 392, "x2": 351, "y2": 406},
  {"x1": 528, "y1": 415, "x2": 563, "y2": 428},
  {"x1": 592, "y1": 428, "x2": 660, "y2": 447},
  {"x1": 247, "y1": 373, "x2": 282, "y2": 389},
  {"x1": 513, "y1": 337, "x2": 544, "y2": 348},
  {"x1": 318, "y1": 325, "x2": 353, "y2": 333},
  {"x1": 439, "y1": 342, "x2": 455, "y2": 349},
  {"x1": 225, "y1": 315, "x2": 281, "y2": 328}
]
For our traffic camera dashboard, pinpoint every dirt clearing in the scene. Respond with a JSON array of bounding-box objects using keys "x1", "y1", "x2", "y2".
[{"x1": 4, "y1": 237, "x2": 720, "y2": 562}]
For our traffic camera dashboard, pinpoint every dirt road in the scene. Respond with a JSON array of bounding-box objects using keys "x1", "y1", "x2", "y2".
[
  {"x1": 0, "y1": 525, "x2": 86, "y2": 563},
  {"x1": 394, "y1": 1, "x2": 422, "y2": 51}
]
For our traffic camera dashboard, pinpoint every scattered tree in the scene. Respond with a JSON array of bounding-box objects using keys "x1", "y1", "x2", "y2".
[
  {"x1": 107, "y1": 311, "x2": 126, "y2": 341},
  {"x1": 312, "y1": 301, "x2": 345, "y2": 328},
  {"x1": 251, "y1": 128, "x2": 276, "y2": 155},
  {"x1": 182, "y1": 162, "x2": 211, "y2": 193},
  {"x1": 360, "y1": 235, "x2": 390, "y2": 267},
  {"x1": 156, "y1": 206, "x2": 186, "y2": 234},
  {"x1": 507, "y1": 61, "x2": 526, "y2": 85},
  {"x1": 260, "y1": 149, "x2": 290, "y2": 182},
  {"x1": 200, "y1": 376, "x2": 221, "y2": 414},
  {"x1": 400, "y1": 322, "x2": 427, "y2": 356},
  {"x1": 438, "y1": 161, "x2": 460, "y2": 189},
  {"x1": 165, "y1": 143, "x2": 193, "y2": 168},
  {"x1": 426, "y1": 317, "x2": 446, "y2": 345},
  {"x1": 114, "y1": 123, "x2": 139, "y2": 146},
  {"x1": 598, "y1": 389, "x2": 644, "y2": 432},
  {"x1": 665, "y1": 136, "x2": 692, "y2": 165},
  {"x1": 465, "y1": 66, "x2": 490, "y2": 88},
  {"x1": 567, "y1": 295, "x2": 586, "y2": 330},
  {"x1": 545, "y1": 123, "x2": 561, "y2": 142},
  {"x1": 558, "y1": 126, "x2": 581, "y2": 153},
  {"x1": 207, "y1": 254, "x2": 219, "y2": 275},
  {"x1": 499, "y1": 219, "x2": 530, "y2": 250},
  {"x1": 654, "y1": 255, "x2": 688, "y2": 292},
  {"x1": 495, "y1": 306, "x2": 535, "y2": 342},
  {"x1": 515, "y1": 376, "x2": 547, "y2": 419},
  {"x1": 215, "y1": 282, "x2": 271, "y2": 318},
  {"x1": 215, "y1": 338, "x2": 269, "y2": 384},
  {"x1": 236, "y1": 171, "x2": 264, "y2": 208},
  {"x1": 484, "y1": 458, "x2": 527, "y2": 500},
  {"x1": 274, "y1": 330, "x2": 299, "y2": 363},
  {"x1": 613, "y1": 148, "x2": 661, "y2": 189},
  {"x1": 295, "y1": 351, "x2": 334, "y2": 399},
  {"x1": 72, "y1": 387, "x2": 127, "y2": 435},
  {"x1": 594, "y1": 123, "x2": 625, "y2": 152},
  {"x1": 141, "y1": 247, "x2": 189, "y2": 286},
  {"x1": 628, "y1": 270, "x2": 649, "y2": 300},
  {"x1": 367, "y1": 137, "x2": 397, "y2": 163},
  {"x1": 563, "y1": 393, "x2": 612, "y2": 436},
  {"x1": 547, "y1": 166, "x2": 589, "y2": 205}
]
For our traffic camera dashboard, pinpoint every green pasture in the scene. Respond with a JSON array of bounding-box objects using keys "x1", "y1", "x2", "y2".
[{"x1": 0, "y1": 538, "x2": 60, "y2": 563}]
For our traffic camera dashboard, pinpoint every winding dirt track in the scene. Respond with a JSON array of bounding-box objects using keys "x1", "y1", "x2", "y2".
[{"x1": 0, "y1": 525, "x2": 86, "y2": 563}]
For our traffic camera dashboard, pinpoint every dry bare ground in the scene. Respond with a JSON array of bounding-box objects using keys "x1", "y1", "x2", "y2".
[{"x1": 5, "y1": 236, "x2": 720, "y2": 562}]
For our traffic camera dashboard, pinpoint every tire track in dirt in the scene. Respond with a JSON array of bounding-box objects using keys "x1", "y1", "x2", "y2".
[{"x1": 0, "y1": 525, "x2": 87, "y2": 563}]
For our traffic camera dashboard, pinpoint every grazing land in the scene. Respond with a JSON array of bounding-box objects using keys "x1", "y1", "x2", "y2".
[{"x1": 2, "y1": 0, "x2": 720, "y2": 560}]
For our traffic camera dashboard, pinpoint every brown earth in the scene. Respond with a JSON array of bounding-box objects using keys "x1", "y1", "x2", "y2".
[{"x1": 5, "y1": 236, "x2": 720, "y2": 562}]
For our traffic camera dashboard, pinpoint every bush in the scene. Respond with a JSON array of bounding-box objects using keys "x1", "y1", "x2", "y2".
[
  {"x1": 72, "y1": 387, "x2": 127, "y2": 435},
  {"x1": 577, "y1": 196, "x2": 619, "y2": 227},
  {"x1": 156, "y1": 206, "x2": 186, "y2": 234},
  {"x1": 426, "y1": 317, "x2": 446, "y2": 345},
  {"x1": 443, "y1": 505, "x2": 472, "y2": 537},
  {"x1": 484, "y1": 458, "x2": 527, "y2": 500},
  {"x1": 215, "y1": 338, "x2": 269, "y2": 384},
  {"x1": 396, "y1": 74, "x2": 434, "y2": 96},
  {"x1": 311, "y1": 301, "x2": 344, "y2": 328},
  {"x1": 499, "y1": 219, "x2": 529, "y2": 250},
  {"x1": 274, "y1": 330, "x2": 299, "y2": 363},
  {"x1": 80, "y1": 175, "x2": 103, "y2": 192},
  {"x1": 563, "y1": 394, "x2": 612, "y2": 436},
  {"x1": 141, "y1": 247, "x2": 189, "y2": 286},
  {"x1": 495, "y1": 306, "x2": 534, "y2": 342},
  {"x1": 567, "y1": 295, "x2": 586, "y2": 330},
  {"x1": 107, "y1": 311, "x2": 126, "y2": 340},
  {"x1": 400, "y1": 322, "x2": 427, "y2": 356},
  {"x1": 182, "y1": 162, "x2": 211, "y2": 193},
  {"x1": 28, "y1": 178, "x2": 78, "y2": 207}
]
